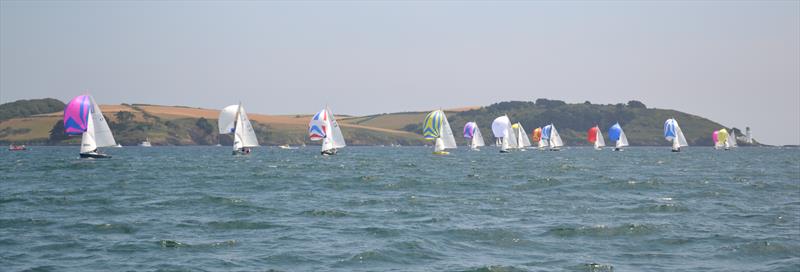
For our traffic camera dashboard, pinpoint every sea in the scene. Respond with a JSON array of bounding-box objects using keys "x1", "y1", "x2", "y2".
[{"x1": 1, "y1": 146, "x2": 798, "y2": 271}]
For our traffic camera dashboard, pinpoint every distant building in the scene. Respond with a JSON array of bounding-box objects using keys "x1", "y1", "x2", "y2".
[{"x1": 746, "y1": 127, "x2": 753, "y2": 143}]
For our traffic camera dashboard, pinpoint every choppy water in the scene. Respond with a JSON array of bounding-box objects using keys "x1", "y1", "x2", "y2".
[{"x1": 1, "y1": 146, "x2": 798, "y2": 271}]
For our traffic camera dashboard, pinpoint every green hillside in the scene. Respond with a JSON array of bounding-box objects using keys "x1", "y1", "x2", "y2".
[
  {"x1": 428, "y1": 99, "x2": 759, "y2": 146},
  {"x1": 0, "y1": 98, "x2": 760, "y2": 146}
]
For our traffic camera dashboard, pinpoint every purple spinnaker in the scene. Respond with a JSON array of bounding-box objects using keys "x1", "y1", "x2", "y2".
[
  {"x1": 64, "y1": 95, "x2": 91, "y2": 135},
  {"x1": 463, "y1": 122, "x2": 476, "y2": 138}
]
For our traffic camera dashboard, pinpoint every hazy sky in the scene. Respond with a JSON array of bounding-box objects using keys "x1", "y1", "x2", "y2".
[{"x1": 1, "y1": 1, "x2": 798, "y2": 145}]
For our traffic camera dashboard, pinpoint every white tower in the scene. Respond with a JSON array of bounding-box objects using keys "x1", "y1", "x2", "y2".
[{"x1": 746, "y1": 127, "x2": 752, "y2": 143}]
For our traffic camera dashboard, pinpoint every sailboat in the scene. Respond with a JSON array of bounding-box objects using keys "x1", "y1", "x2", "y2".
[
  {"x1": 139, "y1": 137, "x2": 152, "y2": 147},
  {"x1": 608, "y1": 123, "x2": 629, "y2": 151},
  {"x1": 542, "y1": 124, "x2": 564, "y2": 151},
  {"x1": 218, "y1": 103, "x2": 259, "y2": 155},
  {"x1": 63, "y1": 95, "x2": 116, "y2": 158},
  {"x1": 532, "y1": 127, "x2": 545, "y2": 150},
  {"x1": 511, "y1": 123, "x2": 532, "y2": 150},
  {"x1": 715, "y1": 129, "x2": 737, "y2": 150},
  {"x1": 727, "y1": 130, "x2": 738, "y2": 149},
  {"x1": 713, "y1": 130, "x2": 721, "y2": 150},
  {"x1": 309, "y1": 106, "x2": 346, "y2": 155},
  {"x1": 491, "y1": 115, "x2": 516, "y2": 153},
  {"x1": 463, "y1": 122, "x2": 485, "y2": 151},
  {"x1": 587, "y1": 125, "x2": 606, "y2": 150},
  {"x1": 664, "y1": 118, "x2": 688, "y2": 152},
  {"x1": 422, "y1": 110, "x2": 457, "y2": 155}
]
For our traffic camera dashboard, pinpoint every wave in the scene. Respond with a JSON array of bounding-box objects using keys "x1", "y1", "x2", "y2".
[
  {"x1": 158, "y1": 239, "x2": 237, "y2": 249},
  {"x1": 206, "y1": 220, "x2": 283, "y2": 230},
  {"x1": 299, "y1": 209, "x2": 349, "y2": 218},
  {"x1": 545, "y1": 223, "x2": 659, "y2": 238},
  {"x1": 455, "y1": 265, "x2": 529, "y2": 272}
]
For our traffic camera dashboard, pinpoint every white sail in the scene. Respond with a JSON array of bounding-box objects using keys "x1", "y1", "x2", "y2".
[
  {"x1": 327, "y1": 107, "x2": 346, "y2": 149},
  {"x1": 88, "y1": 96, "x2": 116, "y2": 147},
  {"x1": 233, "y1": 116, "x2": 245, "y2": 150},
  {"x1": 506, "y1": 124, "x2": 518, "y2": 149},
  {"x1": 617, "y1": 130, "x2": 629, "y2": 148},
  {"x1": 218, "y1": 105, "x2": 239, "y2": 134},
  {"x1": 549, "y1": 125, "x2": 564, "y2": 147},
  {"x1": 492, "y1": 115, "x2": 513, "y2": 151},
  {"x1": 80, "y1": 112, "x2": 97, "y2": 153},
  {"x1": 434, "y1": 138, "x2": 446, "y2": 152},
  {"x1": 225, "y1": 104, "x2": 259, "y2": 151},
  {"x1": 595, "y1": 129, "x2": 605, "y2": 148},
  {"x1": 515, "y1": 123, "x2": 532, "y2": 148},
  {"x1": 675, "y1": 123, "x2": 688, "y2": 147},
  {"x1": 236, "y1": 104, "x2": 259, "y2": 148},
  {"x1": 472, "y1": 126, "x2": 485, "y2": 148},
  {"x1": 492, "y1": 115, "x2": 510, "y2": 138},
  {"x1": 440, "y1": 112, "x2": 457, "y2": 149},
  {"x1": 727, "y1": 130, "x2": 737, "y2": 148}
]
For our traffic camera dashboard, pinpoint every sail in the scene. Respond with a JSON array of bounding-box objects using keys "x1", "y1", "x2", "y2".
[
  {"x1": 717, "y1": 129, "x2": 729, "y2": 148},
  {"x1": 712, "y1": 130, "x2": 719, "y2": 147},
  {"x1": 434, "y1": 138, "x2": 445, "y2": 152},
  {"x1": 80, "y1": 112, "x2": 97, "y2": 153},
  {"x1": 618, "y1": 130, "x2": 629, "y2": 148},
  {"x1": 239, "y1": 105, "x2": 259, "y2": 147},
  {"x1": 439, "y1": 112, "x2": 457, "y2": 149},
  {"x1": 491, "y1": 115, "x2": 511, "y2": 138},
  {"x1": 532, "y1": 127, "x2": 542, "y2": 142},
  {"x1": 472, "y1": 126, "x2": 485, "y2": 148},
  {"x1": 674, "y1": 121, "x2": 688, "y2": 147},
  {"x1": 587, "y1": 126, "x2": 598, "y2": 144},
  {"x1": 595, "y1": 128, "x2": 606, "y2": 148},
  {"x1": 218, "y1": 105, "x2": 239, "y2": 134},
  {"x1": 327, "y1": 107, "x2": 346, "y2": 149},
  {"x1": 513, "y1": 123, "x2": 531, "y2": 147},
  {"x1": 541, "y1": 125, "x2": 552, "y2": 140},
  {"x1": 309, "y1": 109, "x2": 327, "y2": 141},
  {"x1": 233, "y1": 114, "x2": 245, "y2": 150},
  {"x1": 423, "y1": 110, "x2": 443, "y2": 139},
  {"x1": 506, "y1": 123, "x2": 518, "y2": 149},
  {"x1": 464, "y1": 122, "x2": 477, "y2": 138},
  {"x1": 608, "y1": 123, "x2": 621, "y2": 141},
  {"x1": 64, "y1": 95, "x2": 91, "y2": 135},
  {"x1": 549, "y1": 125, "x2": 564, "y2": 147},
  {"x1": 727, "y1": 130, "x2": 737, "y2": 148},
  {"x1": 88, "y1": 96, "x2": 116, "y2": 147}
]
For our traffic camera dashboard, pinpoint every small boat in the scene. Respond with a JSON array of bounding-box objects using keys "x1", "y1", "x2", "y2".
[
  {"x1": 511, "y1": 123, "x2": 532, "y2": 151},
  {"x1": 8, "y1": 144, "x2": 27, "y2": 151},
  {"x1": 139, "y1": 138, "x2": 152, "y2": 147},
  {"x1": 542, "y1": 124, "x2": 564, "y2": 151},
  {"x1": 218, "y1": 103, "x2": 259, "y2": 155},
  {"x1": 587, "y1": 125, "x2": 606, "y2": 150},
  {"x1": 664, "y1": 118, "x2": 688, "y2": 152},
  {"x1": 728, "y1": 130, "x2": 738, "y2": 149},
  {"x1": 422, "y1": 110, "x2": 457, "y2": 155},
  {"x1": 278, "y1": 144, "x2": 297, "y2": 150},
  {"x1": 532, "y1": 127, "x2": 546, "y2": 150},
  {"x1": 309, "y1": 106, "x2": 346, "y2": 155},
  {"x1": 715, "y1": 128, "x2": 737, "y2": 150},
  {"x1": 463, "y1": 121, "x2": 485, "y2": 151},
  {"x1": 64, "y1": 95, "x2": 116, "y2": 159},
  {"x1": 491, "y1": 115, "x2": 516, "y2": 153},
  {"x1": 608, "y1": 123, "x2": 629, "y2": 151}
]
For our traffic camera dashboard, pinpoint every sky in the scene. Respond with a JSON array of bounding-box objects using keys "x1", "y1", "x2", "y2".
[{"x1": 1, "y1": 0, "x2": 798, "y2": 145}]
